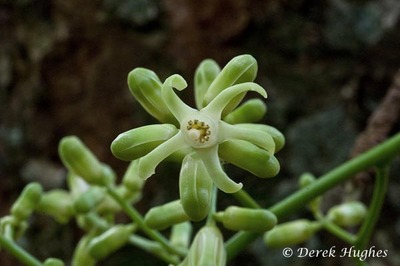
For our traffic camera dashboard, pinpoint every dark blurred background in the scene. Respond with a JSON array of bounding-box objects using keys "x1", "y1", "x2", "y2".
[{"x1": 1, "y1": 0, "x2": 400, "y2": 265}]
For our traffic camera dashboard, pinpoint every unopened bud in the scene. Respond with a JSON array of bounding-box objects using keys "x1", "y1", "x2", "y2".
[
  {"x1": 144, "y1": 200, "x2": 189, "y2": 230},
  {"x1": 327, "y1": 201, "x2": 367, "y2": 227},
  {"x1": 264, "y1": 219, "x2": 321, "y2": 248},
  {"x1": 214, "y1": 206, "x2": 277, "y2": 232},
  {"x1": 11, "y1": 182, "x2": 43, "y2": 221}
]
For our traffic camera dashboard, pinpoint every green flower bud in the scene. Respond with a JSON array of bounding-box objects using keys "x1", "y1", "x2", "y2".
[
  {"x1": 72, "y1": 235, "x2": 96, "y2": 266},
  {"x1": 264, "y1": 219, "x2": 321, "y2": 248},
  {"x1": 43, "y1": 258, "x2": 64, "y2": 266},
  {"x1": 234, "y1": 123, "x2": 285, "y2": 152},
  {"x1": 298, "y1": 173, "x2": 320, "y2": 213},
  {"x1": 170, "y1": 222, "x2": 192, "y2": 250},
  {"x1": 11, "y1": 182, "x2": 43, "y2": 221},
  {"x1": 214, "y1": 206, "x2": 277, "y2": 232},
  {"x1": 128, "y1": 68, "x2": 177, "y2": 124},
  {"x1": 299, "y1": 172, "x2": 316, "y2": 188},
  {"x1": 219, "y1": 140, "x2": 280, "y2": 178},
  {"x1": 184, "y1": 225, "x2": 226, "y2": 266},
  {"x1": 203, "y1": 54, "x2": 258, "y2": 115},
  {"x1": 59, "y1": 136, "x2": 114, "y2": 186},
  {"x1": 111, "y1": 124, "x2": 179, "y2": 161},
  {"x1": 88, "y1": 224, "x2": 136, "y2": 260},
  {"x1": 179, "y1": 153, "x2": 213, "y2": 221},
  {"x1": 144, "y1": 200, "x2": 190, "y2": 230},
  {"x1": 121, "y1": 160, "x2": 145, "y2": 192},
  {"x1": 223, "y1": 99, "x2": 267, "y2": 124},
  {"x1": 327, "y1": 201, "x2": 368, "y2": 227},
  {"x1": 194, "y1": 59, "x2": 221, "y2": 109},
  {"x1": 73, "y1": 186, "x2": 106, "y2": 214},
  {"x1": 36, "y1": 190, "x2": 75, "y2": 224}
]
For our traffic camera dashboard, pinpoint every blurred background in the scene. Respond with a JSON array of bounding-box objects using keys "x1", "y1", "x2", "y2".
[{"x1": 1, "y1": 0, "x2": 400, "y2": 265}]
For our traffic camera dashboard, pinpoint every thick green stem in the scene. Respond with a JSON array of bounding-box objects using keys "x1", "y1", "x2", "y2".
[
  {"x1": 0, "y1": 234, "x2": 42, "y2": 266},
  {"x1": 106, "y1": 186, "x2": 187, "y2": 257},
  {"x1": 226, "y1": 132, "x2": 400, "y2": 260}
]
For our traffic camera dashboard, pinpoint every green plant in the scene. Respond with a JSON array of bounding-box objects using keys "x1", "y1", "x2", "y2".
[{"x1": 1, "y1": 54, "x2": 399, "y2": 266}]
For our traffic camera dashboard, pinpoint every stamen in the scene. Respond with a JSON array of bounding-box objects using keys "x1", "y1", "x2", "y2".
[{"x1": 186, "y1": 119, "x2": 211, "y2": 143}]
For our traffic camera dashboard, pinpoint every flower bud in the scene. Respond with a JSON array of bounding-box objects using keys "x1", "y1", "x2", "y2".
[
  {"x1": 179, "y1": 153, "x2": 213, "y2": 221},
  {"x1": 299, "y1": 172, "x2": 316, "y2": 188},
  {"x1": 59, "y1": 136, "x2": 114, "y2": 186},
  {"x1": 144, "y1": 200, "x2": 190, "y2": 230},
  {"x1": 43, "y1": 258, "x2": 64, "y2": 266},
  {"x1": 170, "y1": 222, "x2": 192, "y2": 250},
  {"x1": 73, "y1": 186, "x2": 106, "y2": 214},
  {"x1": 203, "y1": 54, "x2": 258, "y2": 115},
  {"x1": 72, "y1": 235, "x2": 96, "y2": 266},
  {"x1": 327, "y1": 201, "x2": 367, "y2": 227},
  {"x1": 219, "y1": 140, "x2": 280, "y2": 178},
  {"x1": 184, "y1": 225, "x2": 226, "y2": 266},
  {"x1": 11, "y1": 182, "x2": 43, "y2": 221},
  {"x1": 128, "y1": 68, "x2": 176, "y2": 124},
  {"x1": 264, "y1": 219, "x2": 321, "y2": 248},
  {"x1": 88, "y1": 224, "x2": 136, "y2": 260},
  {"x1": 214, "y1": 206, "x2": 277, "y2": 232},
  {"x1": 194, "y1": 59, "x2": 221, "y2": 109},
  {"x1": 111, "y1": 124, "x2": 178, "y2": 161},
  {"x1": 234, "y1": 123, "x2": 285, "y2": 152},
  {"x1": 223, "y1": 99, "x2": 267, "y2": 124},
  {"x1": 298, "y1": 173, "x2": 321, "y2": 212},
  {"x1": 36, "y1": 190, "x2": 75, "y2": 224}
]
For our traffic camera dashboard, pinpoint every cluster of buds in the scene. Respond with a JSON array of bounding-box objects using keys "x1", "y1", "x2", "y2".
[
  {"x1": 264, "y1": 173, "x2": 368, "y2": 248},
  {"x1": 111, "y1": 54, "x2": 284, "y2": 222}
]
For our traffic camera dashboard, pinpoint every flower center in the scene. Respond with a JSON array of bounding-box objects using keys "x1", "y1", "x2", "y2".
[
  {"x1": 181, "y1": 114, "x2": 218, "y2": 149},
  {"x1": 187, "y1": 119, "x2": 210, "y2": 143}
]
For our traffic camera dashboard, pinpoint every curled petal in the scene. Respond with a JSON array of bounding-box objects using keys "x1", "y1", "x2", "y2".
[
  {"x1": 220, "y1": 122, "x2": 275, "y2": 153},
  {"x1": 138, "y1": 132, "x2": 189, "y2": 179},
  {"x1": 162, "y1": 74, "x2": 197, "y2": 122},
  {"x1": 203, "y1": 82, "x2": 267, "y2": 120},
  {"x1": 196, "y1": 146, "x2": 242, "y2": 193}
]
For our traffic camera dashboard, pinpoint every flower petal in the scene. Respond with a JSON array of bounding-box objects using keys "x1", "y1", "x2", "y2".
[
  {"x1": 162, "y1": 74, "x2": 197, "y2": 122},
  {"x1": 196, "y1": 146, "x2": 242, "y2": 193},
  {"x1": 203, "y1": 82, "x2": 267, "y2": 119},
  {"x1": 138, "y1": 132, "x2": 190, "y2": 179}
]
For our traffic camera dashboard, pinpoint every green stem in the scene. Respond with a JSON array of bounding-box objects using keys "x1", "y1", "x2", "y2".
[
  {"x1": 355, "y1": 165, "x2": 389, "y2": 250},
  {"x1": 226, "y1": 132, "x2": 400, "y2": 260},
  {"x1": 0, "y1": 234, "x2": 42, "y2": 266},
  {"x1": 232, "y1": 189, "x2": 261, "y2": 209},
  {"x1": 321, "y1": 220, "x2": 357, "y2": 244},
  {"x1": 106, "y1": 186, "x2": 187, "y2": 257},
  {"x1": 129, "y1": 235, "x2": 180, "y2": 265}
]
